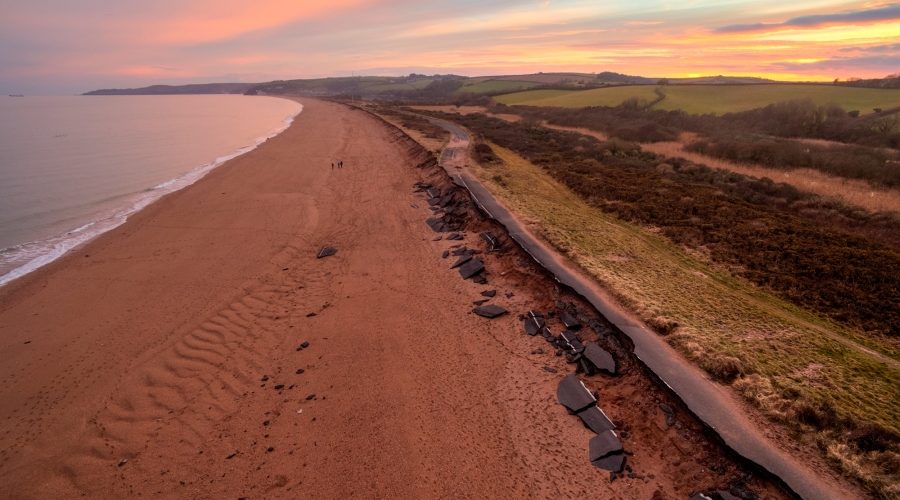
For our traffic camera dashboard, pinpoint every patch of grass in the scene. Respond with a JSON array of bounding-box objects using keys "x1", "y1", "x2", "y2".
[
  {"x1": 656, "y1": 85, "x2": 900, "y2": 115},
  {"x1": 366, "y1": 79, "x2": 435, "y2": 92},
  {"x1": 496, "y1": 84, "x2": 900, "y2": 115},
  {"x1": 458, "y1": 79, "x2": 540, "y2": 94},
  {"x1": 496, "y1": 86, "x2": 659, "y2": 107}
]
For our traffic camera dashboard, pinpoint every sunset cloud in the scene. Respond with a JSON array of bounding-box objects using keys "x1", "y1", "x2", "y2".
[
  {"x1": 715, "y1": 4, "x2": 900, "y2": 33},
  {"x1": 1, "y1": 0, "x2": 898, "y2": 94}
]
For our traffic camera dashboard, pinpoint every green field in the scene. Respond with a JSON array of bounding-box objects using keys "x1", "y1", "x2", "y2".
[
  {"x1": 496, "y1": 84, "x2": 900, "y2": 114},
  {"x1": 495, "y1": 86, "x2": 658, "y2": 106},
  {"x1": 458, "y1": 79, "x2": 541, "y2": 94},
  {"x1": 366, "y1": 79, "x2": 435, "y2": 92}
]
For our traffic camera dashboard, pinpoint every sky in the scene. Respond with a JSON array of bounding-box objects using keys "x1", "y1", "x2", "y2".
[{"x1": 1, "y1": 0, "x2": 898, "y2": 94}]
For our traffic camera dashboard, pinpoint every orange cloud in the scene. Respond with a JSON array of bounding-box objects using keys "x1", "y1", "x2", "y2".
[
  {"x1": 145, "y1": 0, "x2": 374, "y2": 45},
  {"x1": 113, "y1": 65, "x2": 191, "y2": 77}
]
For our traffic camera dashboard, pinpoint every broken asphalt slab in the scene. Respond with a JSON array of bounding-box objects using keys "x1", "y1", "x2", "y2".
[
  {"x1": 458, "y1": 258, "x2": 485, "y2": 279},
  {"x1": 559, "y1": 310, "x2": 581, "y2": 330},
  {"x1": 426, "y1": 218, "x2": 447, "y2": 232},
  {"x1": 523, "y1": 310, "x2": 546, "y2": 336},
  {"x1": 589, "y1": 431, "x2": 626, "y2": 472},
  {"x1": 556, "y1": 374, "x2": 596, "y2": 414},
  {"x1": 450, "y1": 254, "x2": 473, "y2": 269},
  {"x1": 316, "y1": 246, "x2": 337, "y2": 259},
  {"x1": 480, "y1": 231, "x2": 501, "y2": 251},
  {"x1": 560, "y1": 330, "x2": 585, "y2": 353},
  {"x1": 577, "y1": 405, "x2": 617, "y2": 433},
  {"x1": 473, "y1": 304, "x2": 508, "y2": 319},
  {"x1": 581, "y1": 343, "x2": 617, "y2": 376},
  {"x1": 588, "y1": 430, "x2": 623, "y2": 461},
  {"x1": 592, "y1": 452, "x2": 626, "y2": 473}
]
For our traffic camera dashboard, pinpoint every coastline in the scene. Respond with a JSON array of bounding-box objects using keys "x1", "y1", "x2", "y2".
[
  {"x1": 0, "y1": 97, "x2": 303, "y2": 287},
  {"x1": 0, "y1": 98, "x2": 792, "y2": 498}
]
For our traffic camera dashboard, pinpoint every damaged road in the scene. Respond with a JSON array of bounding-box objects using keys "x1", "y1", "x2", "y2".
[{"x1": 410, "y1": 112, "x2": 854, "y2": 500}]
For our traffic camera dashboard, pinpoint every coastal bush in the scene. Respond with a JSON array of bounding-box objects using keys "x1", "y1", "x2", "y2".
[
  {"x1": 508, "y1": 98, "x2": 900, "y2": 148},
  {"x1": 421, "y1": 111, "x2": 900, "y2": 336},
  {"x1": 702, "y1": 355, "x2": 745, "y2": 382},
  {"x1": 793, "y1": 400, "x2": 839, "y2": 430},
  {"x1": 646, "y1": 315, "x2": 679, "y2": 335},
  {"x1": 686, "y1": 137, "x2": 900, "y2": 188},
  {"x1": 849, "y1": 425, "x2": 900, "y2": 453},
  {"x1": 472, "y1": 142, "x2": 501, "y2": 164}
]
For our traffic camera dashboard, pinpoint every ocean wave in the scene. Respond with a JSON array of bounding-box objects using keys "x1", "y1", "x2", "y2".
[{"x1": 0, "y1": 102, "x2": 303, "y2": 287}]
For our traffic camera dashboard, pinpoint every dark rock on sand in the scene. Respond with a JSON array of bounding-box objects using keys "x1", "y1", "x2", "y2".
[
  {"x1": 559, "y1": 310, "x2": 581, "y2": 330},
  {"x1": 316, "y1": 246, "x2": 337, "y2": 259},
  {"x1": 556, "y1": 374, "x2": 596, "y2": 414},
  {"x1": 458, "y1": 259, "x2": 485, "y2": 279},
  {"x1": 473, "y1": 304, "x2": 508, "y2": 319},
  {"x1": 588, "y1": 430, "x2": 623, "y2": 461},
  {"x1": 451, "y1": 254, "x2": 473, "y2": 269},
  {"x1": 577, "y1": 405, "x2": 617, "y2": 433},
  {"x1": 581, "y1": 343, "x2": 617, "y2": 376},
  {"x1": 523, "y1": 310, "x2": 546, "y2": 336}
]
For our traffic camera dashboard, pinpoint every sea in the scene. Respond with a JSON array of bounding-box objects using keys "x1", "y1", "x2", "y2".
[{"x1": 0, "y1": 95, "x2": 302, "y2": 286}]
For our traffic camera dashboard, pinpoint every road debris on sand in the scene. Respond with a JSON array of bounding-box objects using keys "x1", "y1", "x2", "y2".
[
  {"x1": 523, "y1": 310, "x2": 547, "y2": 336},
  {"x1": 316, "y1": 246, "x2": 338, "y2": 259},
  {"x1": 588, "y1": 430, "x2": 626, "y2": 473},
  {"x1": 556, "y1": 374, "x2": 597, "y2": 414},
  {"x1": 473, "y1": 304, "x2": 508, "y2": 319},
  {"x1": 458, "y1": 258, "x2": 485, "y2": 280},
  {"x1": 579, "y1": 343, "x2": 617, "y2": 376}
]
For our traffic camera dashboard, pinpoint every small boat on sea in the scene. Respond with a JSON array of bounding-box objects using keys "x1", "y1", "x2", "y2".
[{"x1": 9, "y1": 94, "x2": 25, "y2": 97}]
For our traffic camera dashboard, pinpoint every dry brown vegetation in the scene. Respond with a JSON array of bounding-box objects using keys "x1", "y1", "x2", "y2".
[
  {"x1": 424, "y1": 111, "x2": 900, "y2": 337},
  {"x1": 686, "y1": 136, "x2": 900, "y2": 188},
  {"x1": 641, "y1": 138, "x2": 900, "y2": 214},
  {"x1": 421, "y1": 105, "x2": 900, "y2": 214},
  {"x1": 501, "y1": 100, "x2": 900, "y2": 185}
]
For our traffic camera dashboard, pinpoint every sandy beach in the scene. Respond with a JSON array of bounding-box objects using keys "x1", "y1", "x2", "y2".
[{"x1": 0, "y1": 98, "x2": 785, "y2": 498}]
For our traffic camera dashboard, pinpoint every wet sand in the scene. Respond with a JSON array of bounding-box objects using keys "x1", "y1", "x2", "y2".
[{"x1": 0, "y1": 98, "x2": 785, "y2": 498}]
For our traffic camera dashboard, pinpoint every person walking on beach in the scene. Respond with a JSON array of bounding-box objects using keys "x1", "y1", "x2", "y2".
[{"x1": 331, "y1": 162, "x2": 334, "y2": 170}]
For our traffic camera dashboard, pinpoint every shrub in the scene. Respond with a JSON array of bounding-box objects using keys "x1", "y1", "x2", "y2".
[
  {"x1": 472, "y1": 142, "x2": 501, "y2": 164},
  {"x1": 421, "y1": 111, "x2": 900, "y2": 336},
  {"x1": 848, "y1": 425, "x2": 900, "y2": 453},
  {"x1": 702, "y1": 355, "x2": 744, "y2": 382},
  {"x1": 793, "y1": 400, "x2": 839, "y2": 430},
  {"x1": 685, "y1": 136, "x2": 900, "y2": 188},
  {"x1": 647, "y1": 315, "x2": 679, "y2": 334}
]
